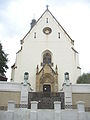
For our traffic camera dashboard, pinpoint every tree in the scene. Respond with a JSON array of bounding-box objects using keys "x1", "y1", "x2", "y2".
[
  {"x1": 77, "y1": 73, "x2": 90, "y2": 84},
  {"x1": 0, "y1": 42, "x2": 8, "y2": 75}
]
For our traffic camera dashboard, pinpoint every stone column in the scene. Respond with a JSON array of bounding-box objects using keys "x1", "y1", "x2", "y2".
[
  {"x1": 30, "y1": 101, "x2": 38, "y2": 120},
  {"x1": 77, "y1": 101, "x2": 86, "y2": 120},
  {"x1": 8, "y1": 101, "x2": 15, "y2": 111},
  {"x1": 54, "y1": 101, "x2": 61, "y2": 120}
]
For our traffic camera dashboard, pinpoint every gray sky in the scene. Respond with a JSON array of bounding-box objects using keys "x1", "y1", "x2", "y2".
[{"x1": 0, "y1": 0, "x2": 90, "y2": 80}]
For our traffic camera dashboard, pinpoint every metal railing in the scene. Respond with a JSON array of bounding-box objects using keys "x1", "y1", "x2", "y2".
[
  {"x1": 0, "y1": 104, "x2": 28, "y2": 110},
  {"x1": 65, "y1": 105, "x2": 90, "y2": 112},
  {"x1": 0, "y1": 104, "x2": 90, "y2": 112},
  {"x1": 85, "y1": 107, "x2": 90, "y2": 112},
  {"x1": 64, "y1": 105, "x2": 77, "y2": 109},
  {"x1": 0, "y1": 106, "x2": 7, "y2": 111},
  {"x1": 15, "y1": 104, "x2": 28, "y2": 108}
]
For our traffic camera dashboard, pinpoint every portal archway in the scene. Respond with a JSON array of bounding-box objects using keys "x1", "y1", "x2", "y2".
[{"x1": 36, "y1": 64, "x2": 58, "y2": 92}]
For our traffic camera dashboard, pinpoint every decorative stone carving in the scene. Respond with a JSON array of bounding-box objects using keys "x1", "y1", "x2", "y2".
[{"x1": 36, "y1": 64, "x2": 58, "y2": 92}]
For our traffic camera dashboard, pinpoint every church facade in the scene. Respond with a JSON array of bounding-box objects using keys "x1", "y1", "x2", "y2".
[
  {"x1": 1, "y1": 8, "x2": 90, "y2": 119},
  {"x1": 11, "y1": 7, "x2": 81, "y2": 92}
]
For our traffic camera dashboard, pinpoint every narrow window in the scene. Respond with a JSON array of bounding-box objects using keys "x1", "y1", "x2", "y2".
[
  {"x1": 34, "y1": 32, "x2": 36, "y2": 38},
  {"x1": 46, "y1": 18, "x2": 48, "y2": 23},
  {"x1": 58, "y1": 32, "x2": 60, "y2": 38}
]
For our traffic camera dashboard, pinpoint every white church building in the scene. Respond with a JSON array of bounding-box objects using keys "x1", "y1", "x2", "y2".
[
  {"x1": 1, "y1": 7, "x2": 90, "y2": 120},
  {"x1": 11, "y1": 6, "x2": 81, "y2": 92}
]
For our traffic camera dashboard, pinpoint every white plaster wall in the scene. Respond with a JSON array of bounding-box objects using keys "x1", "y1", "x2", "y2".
[
  {"x1": 12, "y1": 10, "x2": 81, "y2": 91},
  {"x1": 0, "y1": 111, "x2": 14, "y2": 120},
  {"x1": 14, "y1": 50, "x2": 23, "y2": 82},
  {"x1": 0, "y1": 109, "x2": 90, "y2": 120},
  {"x1": 72, "y1": 84, "x2": 90, "y2": 93},
  {"x1": 61, "y1": 110, "x2": 78, "y2": 120},
  {"x1": 86, "y1": 112, "x2": 90, "y2": 120},
  {"x1": 0, "y1": 81, "x2": 21, "y2": 92}
]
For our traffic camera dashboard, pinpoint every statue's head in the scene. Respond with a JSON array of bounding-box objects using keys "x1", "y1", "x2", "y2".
[{"x1": 24, "y1": 72, "x2": 29, "y2": 81}]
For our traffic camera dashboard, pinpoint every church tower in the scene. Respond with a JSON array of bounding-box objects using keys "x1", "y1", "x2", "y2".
[{"x1": 11, "y1": 7, "x2": 81, "y2": 92}]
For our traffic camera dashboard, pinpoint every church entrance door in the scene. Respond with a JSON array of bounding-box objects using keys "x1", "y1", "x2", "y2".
[{"x1": 43, "y1": 84, "x2": 51, "y2": 92}]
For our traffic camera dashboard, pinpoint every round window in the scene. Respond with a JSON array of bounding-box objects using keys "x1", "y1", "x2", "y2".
[{"x1": 43, "y1": 27, "x2": 52, "y2": 35}]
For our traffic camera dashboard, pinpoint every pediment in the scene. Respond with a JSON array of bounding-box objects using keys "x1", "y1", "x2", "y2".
[{"x1": 38, "y1": 64, "x2": 56, "y2": 76}]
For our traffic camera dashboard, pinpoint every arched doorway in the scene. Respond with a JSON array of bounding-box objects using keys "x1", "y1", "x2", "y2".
[
  {"x1": 36, "y1": 64, "x2": 58, "y2": 92},
  {"x1": 43, "y1": 84, "x2": 51, "y2": 92}
]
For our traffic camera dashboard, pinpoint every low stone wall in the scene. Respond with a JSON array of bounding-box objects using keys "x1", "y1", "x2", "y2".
[
  {"x1": 63, "y1": 84, "x2": 90, "y2": 108},
  {"x1": 0, "y1": 81, "x2": 21, "y2": 91},
  {"x1": 72, "y1": 84, "x2": 90, "y2": 108},
  {"x1": 72, "y1": 93, "x2": 90, "y2": 107},
  {"x1": 0, "y1": 101, "x2": 90, "y2": 120},
  {"x1": 0, "y1": 82, "x2": 21, "y2": 106},
  {"x1": 0, "y1": 91, "x2": 21, "y2": 106},
  {"x1": 0, "y1": 82, "x2": 30, "y2": 106}
]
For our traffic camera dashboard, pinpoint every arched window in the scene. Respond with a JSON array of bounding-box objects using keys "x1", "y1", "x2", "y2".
[
  {"x1": 43, "y1": 52, "x2": 51, "y2": 64},
  {"x1": 42, "y1": 50, "x2": 52, "y2": 66}
]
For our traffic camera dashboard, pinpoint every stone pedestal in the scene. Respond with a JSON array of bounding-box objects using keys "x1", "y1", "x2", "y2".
[
  {"x1": 8, "y1": 101, "x2": 15, "y2": 111},
  {"x1": 20, "y1": 84, "x2": 30, "y2": 105},
  {"x1": 63, "y1": 83, "x2": 72, "y2": 107},
  {"x1": 77, "y1": 101, "x2": 85, "y2": 112},
  {"x1": 30, "y1": 101, "x2": 38, "y2": 120},
  {"x1": 54, "y1": 101, "x2": 61, "y2": 120},
  {"x1": 31, "y1": 101, "x2": 38, "y2": 110},
  {"x1": 77, "y1": 101, "x2": 86, "y2": 120},
  {"x1": 54, "y1": 101, "x2": 61, "y2": 111}
]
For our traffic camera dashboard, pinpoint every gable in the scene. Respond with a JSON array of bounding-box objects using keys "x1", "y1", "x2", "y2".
[
  {"x1": 21, "y1": 8, "x2": 74, "y2": 45},
  {"x1": 38, "y1": 64, "x2": 56, "y2": 75}
]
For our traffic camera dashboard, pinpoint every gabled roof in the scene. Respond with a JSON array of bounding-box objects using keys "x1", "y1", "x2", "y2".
[
  {"x1": 38, "y1": 63, "x2": 56, "y2": 75},
  {"x1": 21, "y1": 7, "x2": 74, "y2": 45}
]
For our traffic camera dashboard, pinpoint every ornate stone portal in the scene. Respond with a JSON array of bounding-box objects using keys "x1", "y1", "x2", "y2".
[{"x1": 36, "y1": 64, "x2": 58, "y2": 92}]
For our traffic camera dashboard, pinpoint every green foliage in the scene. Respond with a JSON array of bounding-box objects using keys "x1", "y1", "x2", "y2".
[
  {"x1": 77, "y1": 73, "x2": 90, "y2": 84},
  {"x1": 0, "y1": 42, "x2": 8, "y2": 75}
]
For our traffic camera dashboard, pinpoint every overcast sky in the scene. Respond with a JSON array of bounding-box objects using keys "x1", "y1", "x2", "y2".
[{"x1": 0, "y1": 0, "x2": 90, "y2": 80}]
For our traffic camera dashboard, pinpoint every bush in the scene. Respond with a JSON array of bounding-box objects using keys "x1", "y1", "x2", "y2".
[{"x1": 77, "y1": 73, "x2": 90, "y2": 84}]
